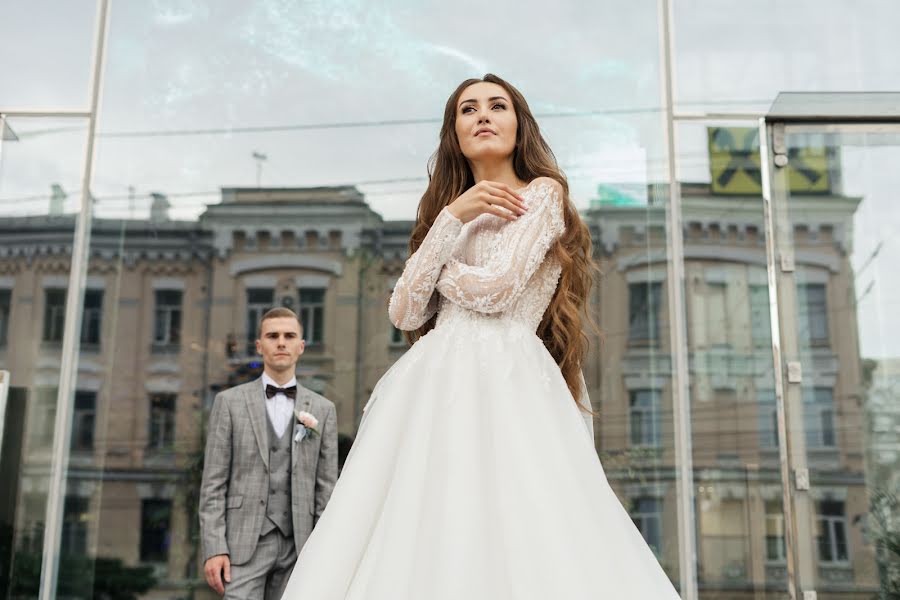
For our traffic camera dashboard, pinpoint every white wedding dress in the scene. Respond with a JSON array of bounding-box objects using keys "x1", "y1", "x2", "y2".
[{"x1": 282, "y1": 177, "x2": 683, "y2": 599}]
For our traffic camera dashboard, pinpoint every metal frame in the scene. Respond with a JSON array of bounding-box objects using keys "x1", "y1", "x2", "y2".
[
  {"x1": 759, "y1": 118, "x2": 802, "y2": 600},
  {"x1": 0, "y1": 110, "x2": 91, "y2": 118},
  {"x1": 35, "y1": 1, "x2": 111, "y2": 598},
  {"x1": 657, "y1": 1, "x2": 698, "y2": 599},
  {"x1": 0, "y1": 370, "x2": 9, "y2": 462},
  {"x1": 760, "y1": 107, "x2": 900, "y2": 600}
]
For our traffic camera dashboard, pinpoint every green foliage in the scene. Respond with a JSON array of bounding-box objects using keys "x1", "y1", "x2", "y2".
[
  {"x1": 177, "y1": 408, "x2": 208, "y2": 597},
  {"x1": 10, "y1": 552, "x2": 157, "y2": 600},
  {"x1": 870, "y1": 488, "x2": 900, "y2": 600}
]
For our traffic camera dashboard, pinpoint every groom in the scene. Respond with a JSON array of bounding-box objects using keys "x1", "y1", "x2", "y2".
[{"x1": 200, "y1": 307, "x2": 337, "y2": 599}]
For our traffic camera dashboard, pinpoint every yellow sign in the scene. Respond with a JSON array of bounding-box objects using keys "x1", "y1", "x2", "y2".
[
  {"x1": 786, "y1": 145, "x2": 831, "y2": 193},
  {"x1": 707, "y1": 127, "x2": 831, "y2": 195}
]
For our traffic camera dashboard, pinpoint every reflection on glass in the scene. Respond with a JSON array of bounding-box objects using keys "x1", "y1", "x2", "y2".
[
  {"x1": 677, "y1": 120, "x2": 788, "y2": 597},
  {"x1": 0, "y1": 117, "x2": 88, "y2": 598},
  {"x1": 673, "y1": 3, "x2": 900, "y2": 114},
  {"x1": 778, "y1": 129, "x2": 900, "y2": 596},
  {"x1": 64, "y1": 2, "x2": 668, "y2": 589},
  {"x1": 0, "y1": 1, "x2": 97, "y2": 109},
  {"x1": 590, "y1": 181, "x2": 680, "y2": 585}
]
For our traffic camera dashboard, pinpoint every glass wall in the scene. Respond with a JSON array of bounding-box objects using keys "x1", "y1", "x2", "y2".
[
  {"x1": 673, "y1": 0, "x2": 900, "y2": 114},
  {"x1": 1, "y1": 1, "x2": 899, "y2": 599},
  {"x1": 0, "y1": 115, "x2": 89, "y2": 598},
  {"x1": 675, "y1": 119, "x2": 789, "y2": 596},
  {"x1": 769, "y1": 125, "x2": 900, "y2": 598}
]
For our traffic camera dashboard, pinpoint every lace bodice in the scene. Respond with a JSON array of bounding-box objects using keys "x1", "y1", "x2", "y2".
[{"x1": 389, "y1": 177, "x2": 565, "y2": 333}]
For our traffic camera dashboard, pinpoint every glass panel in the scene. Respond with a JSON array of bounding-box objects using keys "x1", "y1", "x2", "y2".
[
  {"x1": 592, "y1": 173, "x2": 681, "y2": 588},
  {"x1": 676, "y1": 120, "x2": 788, "y2": 597},
  {"x1": 776, "y1": 126, "x2": 900, "y2": 596},
  {"x1": 70, "y1": 1, "x2": 675, "y2": 597},
  {"x1": 0, "y1": 118, "x2": 86, "y2": 597},
  {"x1": 673, "y1": 2, "x2": 900, "y2": 114},
  {"x1": 0, "y1": 1, "x2": 97, "y2": 109}
]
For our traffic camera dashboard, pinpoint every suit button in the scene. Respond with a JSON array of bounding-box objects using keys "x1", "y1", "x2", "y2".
[
  {"x1": 260, "y1": 500, "x2": 264, "y2": 505},
  {"x1": 270, "y1": 489, "x2": 275, "y2": 494},
  {"x1": 283, "y1": 511, "x2": 288, "y2": 516}
]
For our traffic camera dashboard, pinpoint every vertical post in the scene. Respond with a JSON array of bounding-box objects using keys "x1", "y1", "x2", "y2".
[
  {"x1": 0, "y1": 370, "x2": 9, "y2": 462},
  {"x1": 658, "y1": 0, "x2": 698, "y2": 598},
  {"x1": 758, "y1": 118, "x2": 800, "y2": 600},
  {"x1": 38, "y1": 1, "x2": 110, "y2": 599}
]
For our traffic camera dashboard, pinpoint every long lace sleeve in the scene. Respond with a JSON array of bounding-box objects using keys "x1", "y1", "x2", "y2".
[
  {"x1": 435, "y1": 178, "x2": 564, "y2": 313},
  {"x1": 388, "y1": 207, "x2": 463, "y2": 330}
]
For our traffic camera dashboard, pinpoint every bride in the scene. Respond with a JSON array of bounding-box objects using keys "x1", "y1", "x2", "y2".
[{"x1": 282, "y1": 74, "x2": 683, "y2": 599}]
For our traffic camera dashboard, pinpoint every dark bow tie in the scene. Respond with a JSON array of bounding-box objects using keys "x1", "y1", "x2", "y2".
[{"x1": 265, "y1": 384, "x2": 297, "y2": 400}]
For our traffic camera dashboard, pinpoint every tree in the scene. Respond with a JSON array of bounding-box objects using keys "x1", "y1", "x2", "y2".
[{"x1": 11, "y1": 552, "x2": 157, "y2": 600}]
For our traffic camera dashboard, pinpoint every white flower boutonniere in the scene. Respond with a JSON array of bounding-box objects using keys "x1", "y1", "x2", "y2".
[{"x1": 293, "y1": 410, "x2": 320, "y2": 443}]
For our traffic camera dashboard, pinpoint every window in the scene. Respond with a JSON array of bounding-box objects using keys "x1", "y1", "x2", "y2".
[
  {"x1": 817, "y1": 500, "x2": 849, "y2": 564},
  {"x1": 153, "y1": 290, "x2": 182, "y2": 347},
  {"x1": 31, "y1": 388, "x2": 57, "y2": 447},
  {"x1": 798, "y1": 283, "x2": 829, "y2": 347},
  {"x1": 43, "y1": 288, "x2": 66, "y2": 342},
  {"x1": 71, "y1": 391, "x2": 96, "y2": 451},
  {"x1": 246, "y1": 288, "x2": 274, "y2": 352},
  {"x1": 140, "y1": 499, "x2": 172, "y2": 562},
  {"x1": 749, "y1": 284, "x2": 771, "y2": 347},
  {"x1": 628, "y1": 282, "x2": 662, "y2": 345},
  {"x1": 149, "y1": 393, "x2": 176, "y2": 450},
  {"x1": 804, "y1": 387, "x2": 836, "y2": 449},
  {"x1": 81, "y1": 289, "x2": 103, "y2": 346},
  {"x1": 630, "y1": 497, "x2": 662, "y2": 555},
  {"x1": 757, "y1": 390, "x2": 779, "y2": 449},
  {"x1": 630, "y1": 390, "x2": 661, "y2": 448},
  {"x1": 0, "y1": 289, "x2": 10, "y2": 346},
  {"x1": 765, "y1": 501, "x2": 786, "y2": 562},
  {"x1": 706, "y1": 282, "x2": 729, "y2": 347},
  {"x1": 390, "y1": 324, "x2": 405, "y2": 346},
  {"x1": 299, "y1": 288, "x2": 326, "y2": 345},
  {"x1": 42, "y1": 288, "x2": 103, "y2": 346},
  {"x1": 61, "y1": 496, "x2": 89, "y2": 555},
  {"x1": 820, "y1": 408, "x2": 835, "y2": 447}
]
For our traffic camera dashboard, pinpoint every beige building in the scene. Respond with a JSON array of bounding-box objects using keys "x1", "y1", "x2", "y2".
[
  {"x1": 588, "y1": 182, "x2": 877, "y2": 597},
  {"x1": 0, "y1": 181, "x2": 883, "y2": 598},
  {"x1": 0, "y1": 187, "x2": 412, "y2": 597}
]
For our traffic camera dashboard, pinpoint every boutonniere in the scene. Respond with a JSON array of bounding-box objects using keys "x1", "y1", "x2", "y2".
[{"x1": 293, "y1": 410, "x2": 320, "y2": 443}]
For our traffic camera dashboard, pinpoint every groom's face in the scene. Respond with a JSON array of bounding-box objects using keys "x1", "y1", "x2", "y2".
[{"x1": 256, "y1": 317, "x2": 305, "y2": 373}]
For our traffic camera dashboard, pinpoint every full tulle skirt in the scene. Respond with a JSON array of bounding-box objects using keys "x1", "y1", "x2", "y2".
[{"x1": 282, "y1": 316, "x2": 682, "y2": 599}]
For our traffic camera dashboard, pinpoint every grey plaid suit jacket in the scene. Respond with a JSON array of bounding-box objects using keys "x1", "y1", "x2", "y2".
[{"x1": 199, "y1": 378, "x2": 338, "y2": 566}]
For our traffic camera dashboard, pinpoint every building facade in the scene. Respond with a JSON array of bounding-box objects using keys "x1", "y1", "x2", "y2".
[{"x1": 1, "y1": 170, "x2": 889, "y2": 597}]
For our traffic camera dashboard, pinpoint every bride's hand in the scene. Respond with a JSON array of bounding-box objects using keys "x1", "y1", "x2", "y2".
[{"x1": 446, "y1": 181, "x2": 528, "y2": 224}]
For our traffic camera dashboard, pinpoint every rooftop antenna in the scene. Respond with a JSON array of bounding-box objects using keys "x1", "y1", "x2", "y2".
[{"x1": 252, "y1": 151, "x2": 267, "y2": 187}]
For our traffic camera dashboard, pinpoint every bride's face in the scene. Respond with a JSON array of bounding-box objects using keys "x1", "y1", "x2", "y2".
[{"x1": 454, "y1": 82, "x2": 518, "y2": 164}]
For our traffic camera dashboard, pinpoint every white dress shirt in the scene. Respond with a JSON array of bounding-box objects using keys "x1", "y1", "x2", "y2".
[{"x1": 262, "y1": 372, "x2": 296, "y2": 439}]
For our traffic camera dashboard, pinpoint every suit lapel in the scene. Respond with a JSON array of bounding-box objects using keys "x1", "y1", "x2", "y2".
[
  {"x1": 245, "y1": 378, "x2": 269, "y2": 469},
  {"x1": 292, "y1": 384, "x2": 313, "y2": 470}
]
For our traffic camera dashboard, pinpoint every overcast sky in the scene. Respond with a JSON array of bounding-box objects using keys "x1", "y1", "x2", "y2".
[{"x1": 1, "y1": 0, "x2": 899, "y2": 356}]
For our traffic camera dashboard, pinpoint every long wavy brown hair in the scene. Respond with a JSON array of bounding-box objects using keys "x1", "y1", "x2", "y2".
[{"x1": 405, "y1": 74, "x2": 596, "y2": 408}]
